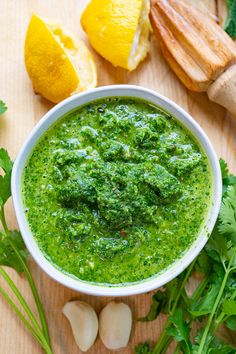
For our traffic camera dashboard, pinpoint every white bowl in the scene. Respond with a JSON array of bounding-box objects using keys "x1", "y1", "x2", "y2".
[{"x1": 12, "y1": 85, "x2": 222, "y2": 296}]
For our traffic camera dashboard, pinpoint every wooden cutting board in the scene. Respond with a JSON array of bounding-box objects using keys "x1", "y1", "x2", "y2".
[{"x1": 0, "y1": 1, "x2": 235, "y2": 353}]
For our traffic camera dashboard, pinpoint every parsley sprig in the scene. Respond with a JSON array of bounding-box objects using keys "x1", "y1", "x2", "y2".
[
  {"x1": 0, "y1": 146, "x2": 52, "y2": 353},
  {"x1": 136, "y1": 159, "x2": 236, "y2": 353}
]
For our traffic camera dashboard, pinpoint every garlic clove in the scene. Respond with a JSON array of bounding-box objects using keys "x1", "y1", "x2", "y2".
[
  {"x1": 99, "y1": 301, "x2": 132, "y2": 350},
  {"x1": 63, "y1": 300, "x2": 98, "y2": 352}
]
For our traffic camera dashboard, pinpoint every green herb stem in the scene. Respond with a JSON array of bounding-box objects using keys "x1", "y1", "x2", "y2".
[
  {"x1": 0, "y1": 206, "x2": 51, "y2": 353},
  {"x1": 191, "y1": 276, "x2": 209, "y2": 302},
  {"x1": 0, "y1": 266, "x2": 43, "y2": 337},
  {"x1": 170, "y1": 261, "x2": 197, "y2": 315},
  {"x1": 7, "y1": 236, "x2": 51, "y2": 344},
  {"x1": 0, "y1": 206, "x2": 8, "y2": 233},
  {"x1": 212, "y1": 288, "x2": 236, "y2": 335},
  {"x1": 153, "y1": 260, "x2": 196, "y2": 354},
  {"x1": 153, "y1": 330, "x2": 171, "y2": 354},
  {"x1": 0, "y1": 207, "x2": 51, "y2": 347},
  {"x1": 161, "y1": 336, "x2": 173, "y2": 353},
  {"x1": 197, "y1": 269, "x2": 230, "y2": 353},
  {"x1": 0, "y1": 285, "x2": 48, "y2": 351}
]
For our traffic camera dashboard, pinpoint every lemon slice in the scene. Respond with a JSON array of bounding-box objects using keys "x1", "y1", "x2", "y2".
[
  {"x1": 81, "y1": 0, "x2": 151, "y2": 71},
  {"x1": 24, "y1": 15, "x2": 97, "y2": 103}
]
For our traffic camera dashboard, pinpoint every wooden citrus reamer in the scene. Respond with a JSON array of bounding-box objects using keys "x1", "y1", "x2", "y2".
[{"x1": 150, "y1": 0, "x2": 236, "y2": 115}]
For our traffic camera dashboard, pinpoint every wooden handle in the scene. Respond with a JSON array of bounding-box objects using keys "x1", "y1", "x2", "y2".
[
  {"x1": 150, "y1": 0, "x2": 236, "y2": 93},
  {"x1": 207, "y1": 65, "x2": 236, "y2": 115}
]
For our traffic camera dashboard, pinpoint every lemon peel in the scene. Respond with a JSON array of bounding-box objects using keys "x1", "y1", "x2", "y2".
[
  {"x1": 25, "y1": 15, "x2": 97, "y2": 103},
  {"x1": 81, "y1": 0, "x2": 151, "y2": 71}
]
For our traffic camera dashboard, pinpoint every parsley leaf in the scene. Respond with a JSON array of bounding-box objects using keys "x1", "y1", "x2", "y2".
[
  {"x1": 204, "y1": 336, "x2": 235, "y2": 354},
  {"x1": 135, "y1": 342, "x2": 152, "y2": 354},
  {"x1": 222, "y1": 299, "x2": 236, "y2": 316},
  {"x1": 206, "y1": 229, "x2": 229, "y2": 264},
  {"x1": 0, "y1": 148, "x2": 13, "y2": 174},
  {"x1": 0, "y1": 150, "x2": 28, "y2": 273},
  {"x1": 220, "y1": 159, "x2": 236, "y2": 195},
  {"x1": 138, "y1": 291, "x2": 166, "y2": 322},
  {"x1": 225, "y1": 315, "x2": 236, "y2": 330},
  {"x1": 193, "y1": 328, "x2": 213, "y2": 354},
  {"x1": 195, "y1": 250, "x2": 213, "y2": 274},
  {"x1": 220, "y1": 159, "x2": 229, "y2": 179},
  {"x1": 167, "y1": 309, "x2": 192, "y2": 352},
  {"x1": 163, "y1": 278, "x2": 181, "y2": 314},
  {"x1": 218, "y1": 185, "x2": 236, "y2": 242},
  {"x1": 190, "y1": 272, "x2": 223, "y2": 317},
  {"x1": 0, "y1": 148, "x2": 13, "y2": 207},
  {"x1": 0, "y1": 231, "x2": 27, "y2": 273},
  {"x1": 0, "y1": 101, "x2": 7, "y2": 116}
]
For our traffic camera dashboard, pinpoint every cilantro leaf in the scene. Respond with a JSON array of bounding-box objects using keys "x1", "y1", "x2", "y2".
[
  {"x1": 163, "y1": 278, "x2": 181, "y2": 313},
  {"x1": 220, "y1": 159, "x2": 236, "y2": 195},
  {"x1": 206, "y1": 336, "x2": 236, "y2": 354},
  {"x1": 135, "y1": 342, "x2": 152, "y2": 354},
  {"x1": 167, "y1": 309, "x2": 192, "y2": 351},
  {"x1": 138, "y1": 291, "x2": 166, "y2": 322},
  {"x1": 0, "y1": 231, "x2": 28, "y2": 273},
  {"x1": 0, "y1": 101, "x2": 7, "y2": 116},
  {"x1": 222, "y1": 299, "x2": 236, "y2": 316},
  {"x1": 193, "y1": 328, "x2": 214, "y2": 353},
  {"x1": 195, "y1": 250, "x2": 213, "y2": 275},
  {"x1": 223, "y1": 175, "x2": 236, "y2": 193},
  {"x1": 190, "y1": 273, "x2": 223, "y2": 317},
  {"x1": 218, "y1": 186, "x2": 236, "y2": 242},
  {"x1": 0, "y1": 148, "x2": 13, "y2": 174},
  {"x1": 206, "y1": 229, "x2": 230, "y2": 264},
  {"x1": 0, "y1": 173, "x2": 11, "y2": 207},
  {"x1": 193, "y1": 329, "x2": 227, "y2": 354},
  {"x1": 225, "y1": 0, "x2": 236, "y2": 39},
  {"x1": 0, "y1": 148, "x2": 13, "y2": 207},
  {"x1": 220, "y1": 159, "x2": 229, "y2": 179},
  {"x1": 225, "y1": 315, "x2": 236, "y2": 330}
]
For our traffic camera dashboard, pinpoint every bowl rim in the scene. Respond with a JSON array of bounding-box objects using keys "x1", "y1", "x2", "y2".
[{"x1": 11, "y1": 85, "x2": 222, "y2": 296}]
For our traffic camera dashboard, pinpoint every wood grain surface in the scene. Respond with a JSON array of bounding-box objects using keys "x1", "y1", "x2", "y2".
[{"x1": 0, "y1": 1, "x2": 235, "y2": 353}]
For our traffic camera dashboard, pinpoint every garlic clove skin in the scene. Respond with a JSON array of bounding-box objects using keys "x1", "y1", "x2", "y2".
[
  {"x1": 63, "y1": 300, "x2": 98, "y2": 352},
  {"x1": 99, "y1": 301, "x2": 132, "y2": 350}
]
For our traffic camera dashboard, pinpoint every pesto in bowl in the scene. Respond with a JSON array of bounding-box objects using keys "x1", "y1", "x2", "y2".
[{"x1": 22, "y1": 97, "x2": 211, "y2": 285}]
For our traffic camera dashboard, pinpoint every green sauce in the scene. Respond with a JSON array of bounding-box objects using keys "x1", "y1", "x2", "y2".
[{"x1": 22, "y1": 97, "x2": 211, "y2": 284}]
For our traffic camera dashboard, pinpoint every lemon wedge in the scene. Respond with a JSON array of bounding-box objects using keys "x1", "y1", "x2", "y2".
[
  {"x1": 24, "y1": 15, "x2": 97, "y2": 103},
  {"x1": 81, "y1": 0, "x2": 151, "y2": 71}
]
